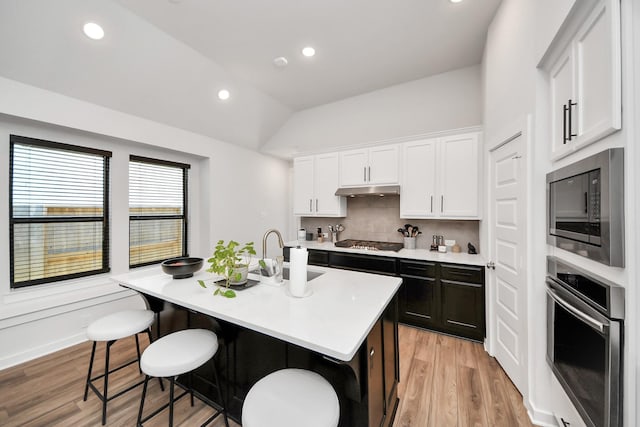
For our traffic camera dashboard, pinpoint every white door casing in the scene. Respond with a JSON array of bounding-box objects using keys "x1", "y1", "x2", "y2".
[{"x1": 487, "y1": 120, "x2": 528, "y2": 398}]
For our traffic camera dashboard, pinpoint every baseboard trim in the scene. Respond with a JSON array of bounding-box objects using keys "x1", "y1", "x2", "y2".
[
  {"x1": 527, "y1": 399, "x2": 558, "y2": 427},
  {"x1": 0, "y1": 332, "x2": 87, "y2": 370}
]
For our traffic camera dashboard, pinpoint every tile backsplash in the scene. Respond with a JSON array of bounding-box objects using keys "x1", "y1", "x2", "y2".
[{"x1": 300, "y1": 195, "x2": 480, "y2": 252}]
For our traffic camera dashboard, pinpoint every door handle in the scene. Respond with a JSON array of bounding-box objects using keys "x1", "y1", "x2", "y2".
[
  {"x1": 441, "y1": 195, "x2": 444, "y2": 213},
  {"x1": 430, "y1": 195, "x2": 433, "y2": 213},
  {"x1": 368, "y1": 166, "x2": 371, "y2": 182},
  {"x1": 363, "y1": 166, "x2": 366, "y2": 182},
  {"x1": 584, "y1": 192, "x2": 588, "y2": 214},
  {"x1": 547, "y1": 288, "x2": 606, "y2": 333},
  {"x1": 309, "y1": 199, "x2": 312, "y2": 213},
  {"x1": 486, "y1": 261, "x2": 495, "y2": 270},
  {"x1": 369, "y1": 347, "x2": 375, "y2": 372},
  {"x1": 315, "y1": 198, "x2": 318, "y2": 212}
]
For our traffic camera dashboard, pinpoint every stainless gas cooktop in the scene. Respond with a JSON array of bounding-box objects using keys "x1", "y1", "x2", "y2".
[{"x1": 334, "y1": 239, "x2": 404, "y2": 252}]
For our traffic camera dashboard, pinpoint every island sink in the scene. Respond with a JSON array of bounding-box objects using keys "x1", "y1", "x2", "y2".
[{"x1": 282, "y1": 266, "x2": 324, "y2": 281}]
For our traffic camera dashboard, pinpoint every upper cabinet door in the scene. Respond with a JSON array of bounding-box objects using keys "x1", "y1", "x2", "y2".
[
  {"x1": 550, "y1": 48, "x2": 575, "y2": 160},
  {"x1": 439, "y1": 133, "x2": 479, "y2": 218},
  {"x1": 542, "y1": 0, "x2": 621, "y2": 161},
  {"x1": 368, "y1": 145, "x2": 399, "y2": 185},
  {"x1": 314, "y1": 153, "x2": 346, "y2": 216},
  {"x1": 400, "y1": 139, "x2": 437, "y2": 218},
  {"x1": 292, "y1": 156, "x2": 315, "y2": 215},
  {"x1": 575, "y1": 0, "x2": 621, "y2": 145},
  {"x1": 339, "y1": 149, "x2": 368, "y2": 186}
]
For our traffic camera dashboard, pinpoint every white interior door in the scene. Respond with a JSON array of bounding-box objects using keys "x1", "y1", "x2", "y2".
[{"x1": 489, "y1": 132, "x2": 527, "y2": 394}]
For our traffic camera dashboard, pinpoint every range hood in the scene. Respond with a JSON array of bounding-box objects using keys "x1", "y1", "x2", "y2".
[{"x1": 335, "y1": 185, "x2": 400, "y2": 197}]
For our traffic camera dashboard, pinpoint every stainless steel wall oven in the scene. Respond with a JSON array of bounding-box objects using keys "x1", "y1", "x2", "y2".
[
  {"x1": 546, "y1": 256, "x2": 624, "y2": 427},
  {"x1": 547, "y1": 148, "x2": 624, "y2": 267}
]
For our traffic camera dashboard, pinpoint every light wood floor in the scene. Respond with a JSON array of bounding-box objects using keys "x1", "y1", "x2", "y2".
[{"x1": 0, "y1": 325, "x2": 533, "y2": 426}]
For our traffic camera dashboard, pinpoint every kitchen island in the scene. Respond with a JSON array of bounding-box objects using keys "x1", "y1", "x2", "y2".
[{"x1": 111, "y1": 264, "x2": 402, "y2": 427}]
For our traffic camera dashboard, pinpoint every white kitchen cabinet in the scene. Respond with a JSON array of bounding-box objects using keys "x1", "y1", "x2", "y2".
[
  {"x1": 400, "y1": 133, "x2": 480, "y2": 219},
  {"x1": 339, "y1": 144, "x2": 399, "y2": 186},
  {"x1": 543, "y1": 0, "x2": 621, "y2": 160},
  {"x1": 400, "y1": 139, "x2": 437, "y2": 217},
  {"x1": 293, "y1": 154, "x2": 346, "y2": 217}
]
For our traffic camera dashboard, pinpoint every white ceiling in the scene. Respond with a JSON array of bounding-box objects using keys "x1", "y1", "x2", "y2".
[{"x1": 0, "y1": 0, "x2": 501, "y2": 150}]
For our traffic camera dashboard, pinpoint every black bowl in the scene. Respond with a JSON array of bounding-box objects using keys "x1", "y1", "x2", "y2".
[{"x1": 161, "y1": 257, "x2": 204, "y2": 279}]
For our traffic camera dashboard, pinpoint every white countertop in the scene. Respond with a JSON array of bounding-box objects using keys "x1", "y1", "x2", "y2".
[
  {"x1": 111, "y1": 264, "x2": 401, "y2": 362},
  {"x1": 285, "y1": 240, "x2": 486, "y2": 266}
]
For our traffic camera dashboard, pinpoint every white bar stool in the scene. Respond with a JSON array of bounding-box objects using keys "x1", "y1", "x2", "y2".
[
  {"x1": 83, "y1": 309, "x2": 157, "y2": 425},
  {"x1": 242, "y1": 368, "x2": 340, "y2": 427},
  {"x1": 137, "y1": 328, "x2": 229, "y2": 427}
]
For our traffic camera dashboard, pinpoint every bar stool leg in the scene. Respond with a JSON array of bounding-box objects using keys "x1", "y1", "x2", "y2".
[
  {"x1": 102, "y1": 340, "x2": 115, "y2": 425},
  {"x1": 135, "y1": 334, "x2": 142, "y2": 374},
  {"x1": 137, "y1": 375, "x2": 150, "y2": 427},
  {"x1": 83, "y1": 341, "x2": 97, "y2": 401},
  {"x1": 169, "y1": 377, "x2": 175, "y2": 427}
]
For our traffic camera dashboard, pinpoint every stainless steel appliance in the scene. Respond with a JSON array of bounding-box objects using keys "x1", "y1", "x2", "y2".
[
  {"x1": 546, "y1": 148, "x2": 624, "y2": 266},
  {"x1": 334, "y1": 239, "x2": 404, "y2": 252},
  {"x1": 546, "y1": 256, "x2": 624, "y2": 427}
]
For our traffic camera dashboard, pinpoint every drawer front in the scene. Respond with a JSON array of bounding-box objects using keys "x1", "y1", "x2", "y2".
[
  {"x1": 329, "y1": 252, "x2": 397, "y2": 275},
  {"x1": 283, "y1": 247, "x2": 329, "y2": 266},
  {"x1": 398, "y1": 260, "x2": 436, "y2": 278},
  {"x1": 440, "y1": 264, "x2": 484, "y2": 284},
  {"x1": 308, "y1": 250, "x2": 329, "y2": 266}
]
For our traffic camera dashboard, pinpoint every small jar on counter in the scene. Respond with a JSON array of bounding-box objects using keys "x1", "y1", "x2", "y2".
[{"x1": 317, "y1": 227, "x2": 324, "y2": 243}]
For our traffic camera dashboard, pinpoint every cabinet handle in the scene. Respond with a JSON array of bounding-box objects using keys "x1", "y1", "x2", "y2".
[
  {"x1": 441, "y1": 195, "x2": 444, "y2": 213},
  {"x1": 568, "y1": 99, "x2": 577, "y2": 141},
  {"x1": 369, "y1": 347, "x2": 375, "y2": 371},
  {"x1": 368, "y1": 166, "x2": 371, "y2": 182},
  {"x1": 309, "y1": 199, "x2": 312, "y2": 213},
  {"x1": 562, "y1": 103, "x2": 568, "y2": 144},
  {"x1": 315, "y1": 198, "x2": 318, "y2": 212},
  {"x1": 430, "y1": 195, "x2": 433, "y2": 213},
  {"x1": 363, "y1": 166, "x2": 366, "y2": 182}
]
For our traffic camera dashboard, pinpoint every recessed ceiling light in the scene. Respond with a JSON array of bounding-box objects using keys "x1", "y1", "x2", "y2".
[
  {"x1": 83, "y1": 22, "x2": 104, "y2": 40},
  {"x1": 217, "y1": 89, "x2": 230, "y2": 101},
  {"x1": 450, "y1": 0, "x2": 463, "y2": 3},
  {"x1": 273, "y1": 56, "x2": 288, "y2": 67},
  {"x1": 302, "y1": 46, "x2": 316, "y2": 57}
]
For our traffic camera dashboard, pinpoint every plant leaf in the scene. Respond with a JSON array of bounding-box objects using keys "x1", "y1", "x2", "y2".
[
  {"x1": 214, "y1": 288, "x2": 220, "y2": 296},
  {"x1": 197, "y1": 280, "x2": 207, "y2": 289},
  {"x1": 223, "y1": 289, "x2": 236, "y2": 298}
]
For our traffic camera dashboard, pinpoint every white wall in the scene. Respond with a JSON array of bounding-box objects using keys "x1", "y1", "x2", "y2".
[
  {"x1": 483, "y1": 1, "x2": 637, "y2": 426},
  {"x1": 261, "y1": 65, "x2": 482, "y2": 157},
  {"x1": 0, "y1": 76, "x2": 291, "y2": 369}
]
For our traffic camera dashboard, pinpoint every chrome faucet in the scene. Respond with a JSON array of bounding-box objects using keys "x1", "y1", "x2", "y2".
[{"x1": 262, "y1": 228, "x2": 284, "y2": 259}]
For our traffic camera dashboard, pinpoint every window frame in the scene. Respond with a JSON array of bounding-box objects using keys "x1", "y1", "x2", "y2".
[
  {"x1": 128, "y1": 155, "x2": 190, "y2": 268},
  {"x1": 9, "y1": 134, "x2": 112, "y2": 289}
]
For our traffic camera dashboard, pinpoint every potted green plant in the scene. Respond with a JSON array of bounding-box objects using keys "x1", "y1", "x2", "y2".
[{"x1": 198, "y1": 240, "x2": 256, "y2": 298}]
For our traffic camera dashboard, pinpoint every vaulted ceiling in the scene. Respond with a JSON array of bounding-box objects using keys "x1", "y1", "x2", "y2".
[{"x1": 0, "y1": 0, "x2": 501, "y2": 150}]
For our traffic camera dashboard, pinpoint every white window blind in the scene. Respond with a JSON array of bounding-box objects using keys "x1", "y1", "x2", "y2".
[
  {"x1": 10, "y1": 135, "x2": 111, "y2": 288},
  {"x1": 129, "y1": 156, "x2": 189, "y2": 267}
]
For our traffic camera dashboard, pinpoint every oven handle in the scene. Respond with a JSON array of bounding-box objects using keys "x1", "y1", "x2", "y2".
[{"x1": 547, "y1": 288, "x2": 606, "y2": 333}]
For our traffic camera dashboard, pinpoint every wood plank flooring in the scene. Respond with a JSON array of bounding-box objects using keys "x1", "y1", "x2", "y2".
[{"x1": 0, "y1": 325, "x2": 534, "y2": 426}]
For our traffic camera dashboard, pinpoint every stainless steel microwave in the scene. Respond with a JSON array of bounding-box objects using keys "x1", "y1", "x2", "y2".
[{"x1": 547, "y1": 148, "x2": 624, "y2": 267}]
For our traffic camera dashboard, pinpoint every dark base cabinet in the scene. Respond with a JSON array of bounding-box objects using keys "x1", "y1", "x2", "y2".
[
  {"x1": 285, "y1": 246, "x2": 486, "y2": 341},
  {"x1": 143, "y1": 293, "x2": 399, "y2": 427},
  {"x1": 398, "y1": 260, "x2": 485, "y2": 341}
]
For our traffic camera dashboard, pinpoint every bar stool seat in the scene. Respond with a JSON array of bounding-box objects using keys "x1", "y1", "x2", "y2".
[
  {"x1": 242, "y1": 368, "x2": 340, "y2": 427},
  {"x1": 83, "y1": 309, "x2": 156, "y2": 425},
  {"x1": 87, "y1": 309, "x2": 155, "y2": 341},
  {"x1": 137, "y1": 329, "x2": 228, "y2": 427},
  {"x1": 140, "y1": 329, "x2": 218, "y2": 377}
]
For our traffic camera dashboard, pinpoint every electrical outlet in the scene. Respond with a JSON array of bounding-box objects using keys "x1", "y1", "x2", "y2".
[{"x1": 322, "y1": 232, "x2": 329, "y2": 238}]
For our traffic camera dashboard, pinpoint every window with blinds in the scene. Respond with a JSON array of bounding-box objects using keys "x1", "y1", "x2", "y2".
[
  {"x1": 129, "y1": 156, "x2": 189, "y2": 267},
  {"x1": 10, "y1": 135, "x2": 111, "y2": 288}
]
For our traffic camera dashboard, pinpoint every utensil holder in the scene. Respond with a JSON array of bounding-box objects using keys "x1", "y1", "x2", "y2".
[{"x1": 404, "y1": 237, "x2": 416, "y2": 250}]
